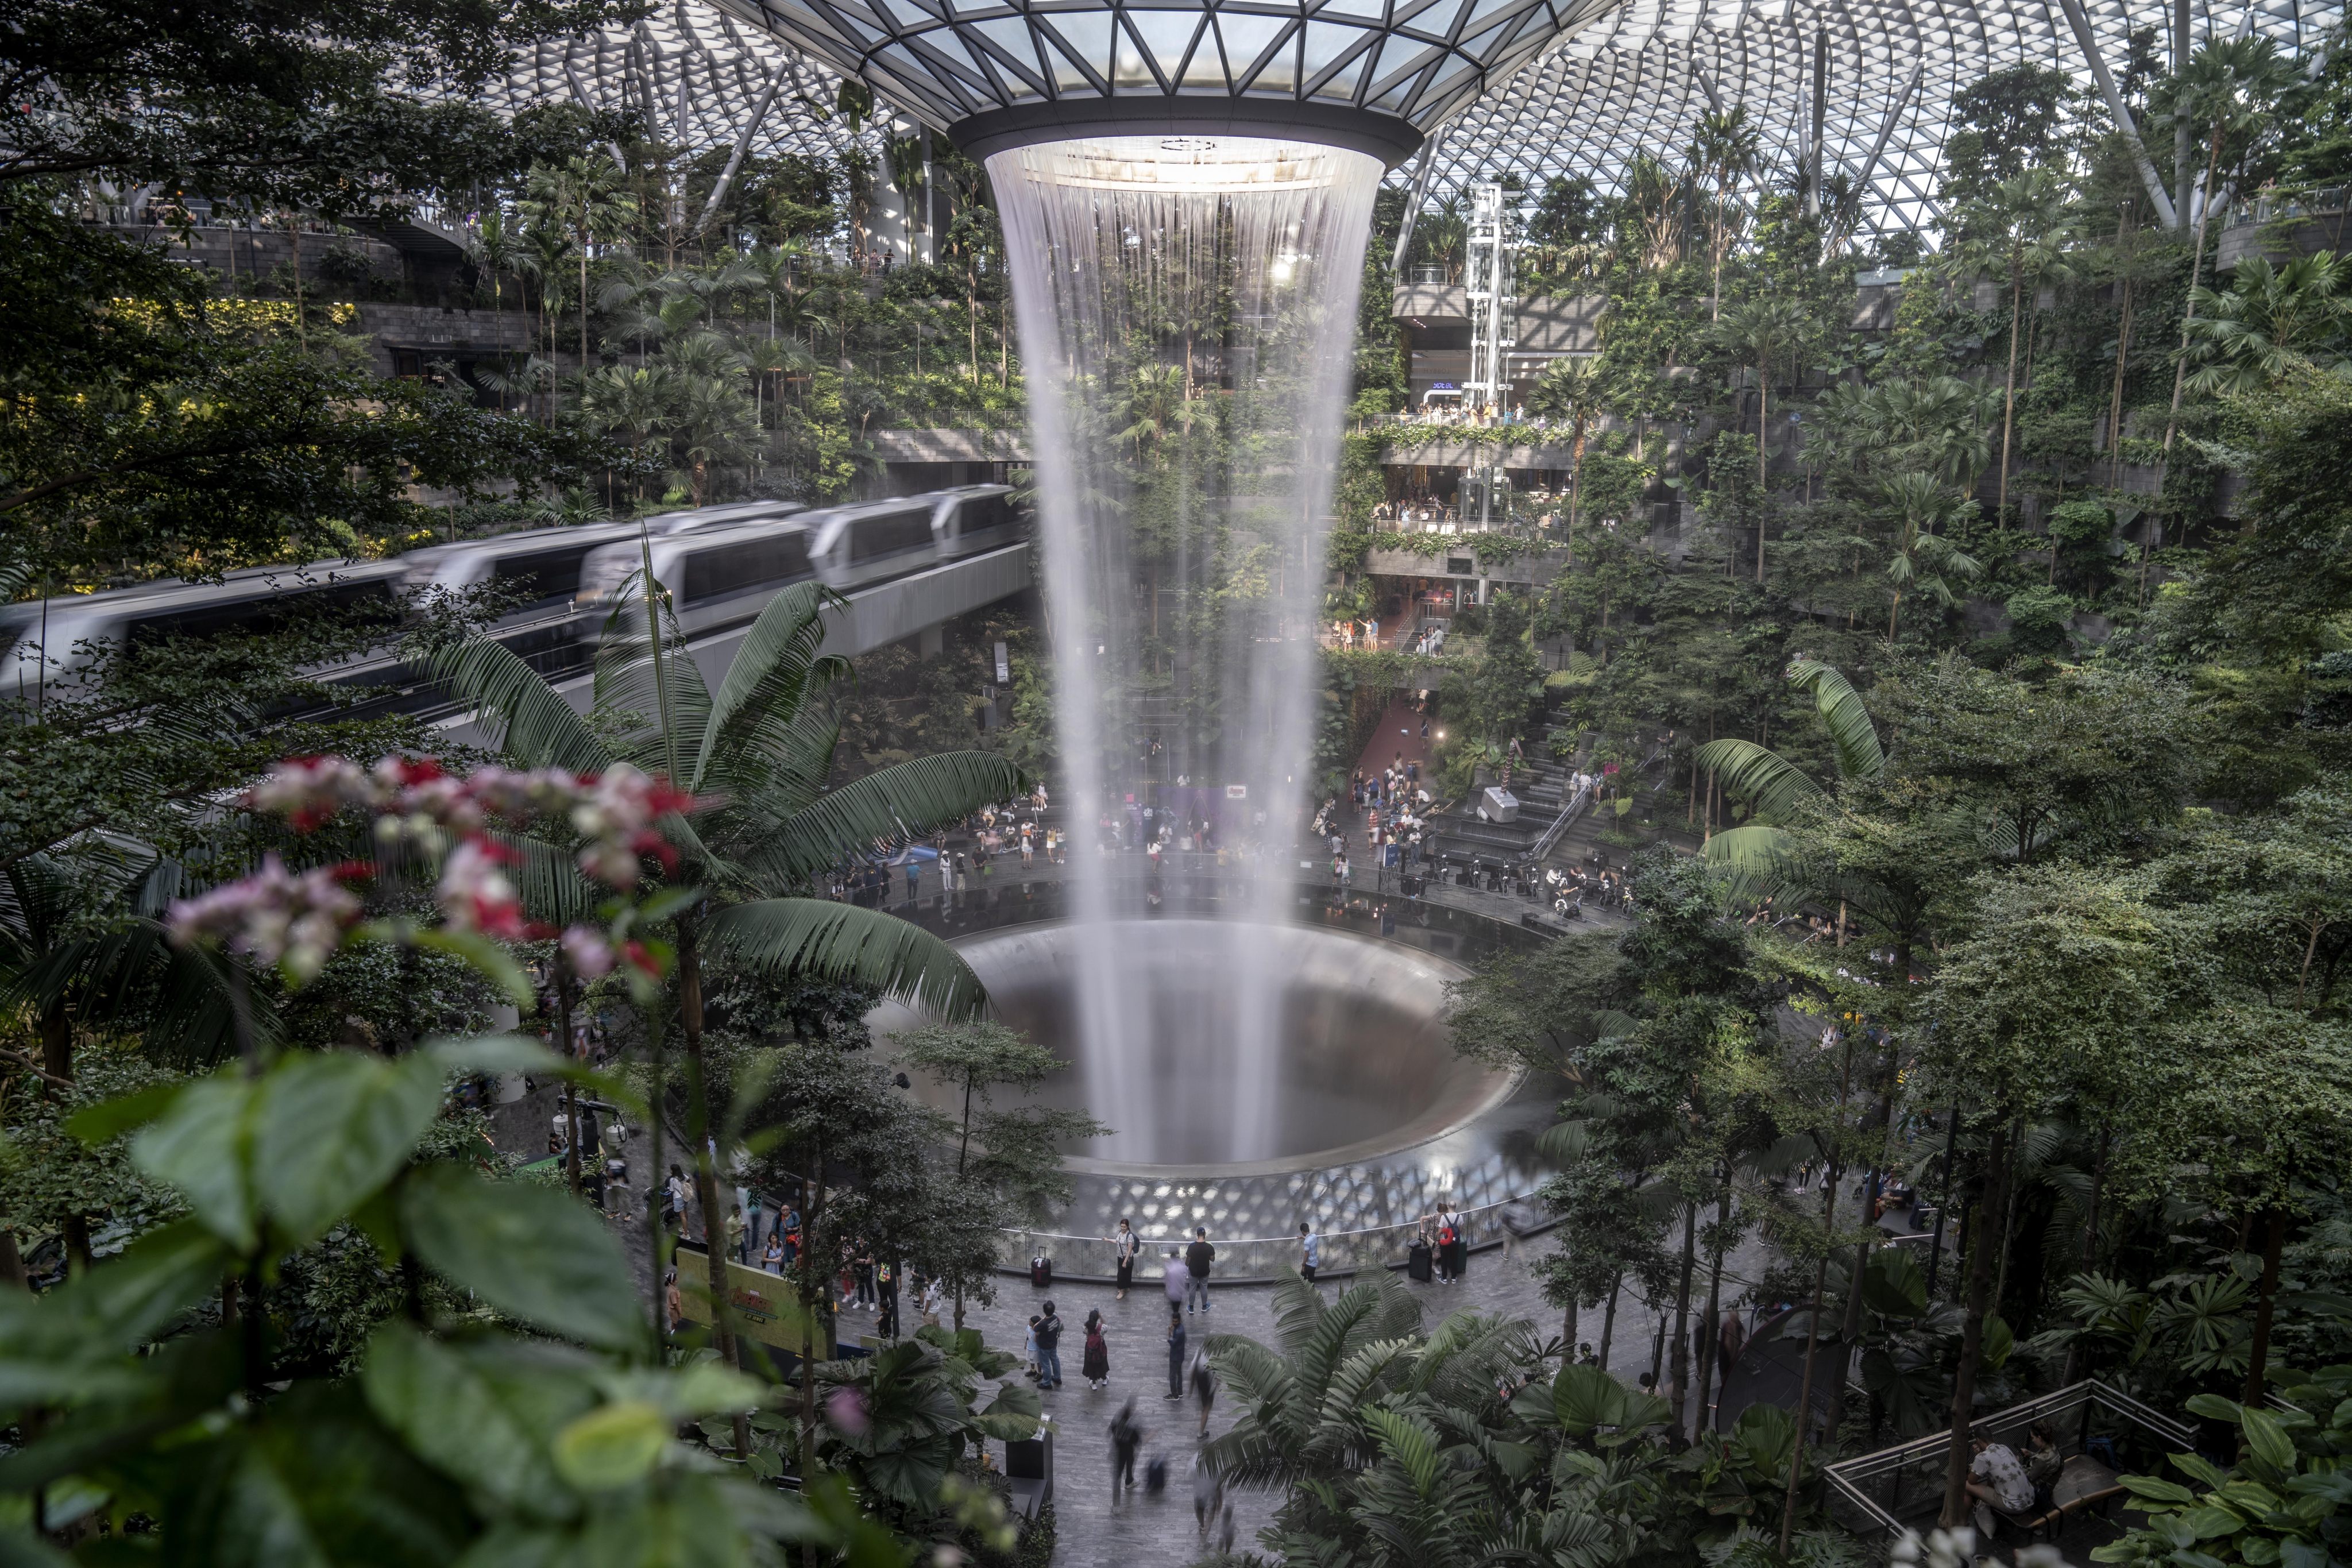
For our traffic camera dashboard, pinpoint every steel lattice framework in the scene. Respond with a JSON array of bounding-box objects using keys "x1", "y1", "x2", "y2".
[
  {"x1": 1427, "y1": 0, "x2": 2340, "y2": 233},
  {"x1": 488, "y1": 0, "x2": 2338, "y2": 230},
  {"x1": 482, "y1": 0, "x2": 851, "y2": 161}
]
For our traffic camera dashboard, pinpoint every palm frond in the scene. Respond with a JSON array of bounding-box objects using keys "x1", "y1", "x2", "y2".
[
  {"x1": 755, "y1": 754, "x2": 1029, "y2": 885},
  {"x1": 1693, "y1": 739, "x2": 1821, "y2": 824},
  {"x1": 591, "y1": 571, "x2": 713, "y2": 783},
  {"x1": 701, "y1": 897, "x2": 986, "y2": 1018},
  {"x1": 429, "y1": 638, "x2": 609, "y2": 774},
  {"x1": 1789, "y1": 659, "x2": 1885, "y2": 783},
  {"x1": 694, "y1": 581, "x2": 843, "y2": 794},
  {"x1": 491, "y1": 829, "x2": 598, "y2": 927},
  {"x1": 1701, "y1": 823, "x2": 1799, "y2": 902}
]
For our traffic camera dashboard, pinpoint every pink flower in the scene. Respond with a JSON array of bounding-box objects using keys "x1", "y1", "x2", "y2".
[
  {"x1": 824, "y1": 1387, "x2": 870, "y2": 1438},
  {"x1": 247, "y1": 757, "x2": 378, "y2": 832},
  {"x1": 167, "y1": 855, "x2": 369, "y2": 983},
  {"x1": 437, "y1": 838, "x2": 527, "y2": 940},
  {"x1": 559, "y1": 925, "x2": 617, "y2": 980}
]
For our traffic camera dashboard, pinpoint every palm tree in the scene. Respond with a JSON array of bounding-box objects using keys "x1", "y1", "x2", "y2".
[
  {"x1": 1525, "y1": 355, "x2": 1610, "y2": 559},
  {"x1": 1879, "y1": 473, "x2": 1983, "y2": 642},
  {"x1": 1709, "y1": 297, "x2": 1814, "y2": 582},
  {"x1": 1686, "y1": 107, "x2": 1760, "y2": 319},
  {"x1": 2160, "y1": 37, "x2": 2306, "y2": 457},
  {"x1": 1960, "y1": 167, "x2": 2076, "y2": 525},
  {"x1": 433, "y1": 577, "x2": 1024, "y2": 1377},
  {"x1": 2184, "y1": 252, "x2": 2352, "y2": 394},
  {"x1": 1694, "y1": 658, "x2": 1885, "y2": 871},
  {"x1": 465, "y1": 208, "x2": 526, "y2": 407},
  {"x1": 523, "y1": 156, "x2": 639, "y2": 391}
]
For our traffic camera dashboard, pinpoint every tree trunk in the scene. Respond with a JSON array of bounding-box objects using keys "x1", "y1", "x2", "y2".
[
  {"x1": 2000, "y1": 264, "x2": 2023, "y2": 526},
  {"x1": 1778, "y1": 1033, "x2": 1854, "y2": 1554},
  {"x1": 1755, "y1": 370, "x2": 1770, "y2": 584},
  {"x1": 2242, "y1": 1206, "x2": 2288, "y2": 1411},
  {"x1": 644, "y1": 1002, "x2": 670, "y2": 1350},
  {"x1": 2162, "y1": 125, "x2": 2229, "y2": 459},
  {"x1": 0, "y1": 1230, "x2": 24, "y2": 1290},
  {"x1": 2063, "y1": 1126, "x2": 2111, "y2": 1385},
  {"x1": 1695, "y1": 1179, "x2": 1733, "y2": 1422},
  {"x1": 559, "y1": 957, "x2": 582, "y2": 1198},
  {"x1": 1669, "y1": 1199, "x2": 1699, "y2": 1443},
  {"x1": 676, "y1": 911, "x2": 756, "y2": 1462},
  {"x1": 1940, "y1": 1118, "x2": 2011, "y2": 1527},
  {"x1": 1599, "y1": 1270, "x2": 1623, "y2": 1370}
]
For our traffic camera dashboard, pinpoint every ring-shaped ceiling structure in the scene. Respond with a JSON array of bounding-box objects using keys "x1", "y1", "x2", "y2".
[{"x1": 491, "y1": 0, "x2": 2339, "y2": 229}]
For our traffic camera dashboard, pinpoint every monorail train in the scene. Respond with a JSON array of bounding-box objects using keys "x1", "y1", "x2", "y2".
[
  {"x1": 0, "y1": 559, "x2": 411, "y2": 694},
  {"x1": 398, "y1": 503, "x2": 805, "y2": 621},
  {"x1": 0, "y1": 486, "x2": 1023, "y2": 708}
]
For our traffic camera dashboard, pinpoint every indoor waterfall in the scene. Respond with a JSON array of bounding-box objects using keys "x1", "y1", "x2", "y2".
[{"x1": 988, "y1": 135, "x2": 1380, "y2": 1164}]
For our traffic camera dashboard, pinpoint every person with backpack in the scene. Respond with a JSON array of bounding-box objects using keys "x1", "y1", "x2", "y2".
[
  {"x1": 1298, "y1": 1221, "x2": 1322, "y2": 1283},
  {"x1": 1082, "y1": 1308, "x2": 1110, "y2": 1388},
  {"x1": 1034, "y1": 1300, "x2": 1064, "y2": 1390},
  {"x1": 1435, "y1": 1206, "x2": 1466, "y2": 1284},
  {"x1": 1107, "y1": 1218, "x2": 1140, "y2": 1299},
  {"x1": 1184, "y1": 1227, "x2": 1215, "y2": 1315}
]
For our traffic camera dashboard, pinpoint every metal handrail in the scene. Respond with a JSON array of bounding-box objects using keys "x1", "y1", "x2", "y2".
[
  {"x1": 1822, "y1": 1378, "x2": 2193, "y2": 1535},
  {"x1": 1528, "y1": 777, "x2": 1595, "y2": 862}
]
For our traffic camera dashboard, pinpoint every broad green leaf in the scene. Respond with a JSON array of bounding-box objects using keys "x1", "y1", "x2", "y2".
[
  {"x1": 362, "y1": 1323, "x2": 592, "y2": 1512},
  {"x1": 65, "y1": 1080, "x2": 188, "y2": 1146},
  {"x1": 0, "y1": 1527, "x2": 71, "y2": 1566},
  {"x1": 1863, "y1": 1249, "x2": 1929, "y2": 1319},
  {"x1": 1982, "y1": 1311, "x2": 2015, "y2": 1370},
  {"x1": 165, "y1": 1386, "x2": 472, "y2": 1568},
  {"x1": 2119, "y1": 1476, "x2": 2200, "y2": 1507},
  {"x1": 551, "y1": 1401, "x2": 668, "y2": 1490},
  {"x1": 2187, "y1": 1505, "x2": 2246, "y2": 1539},
  {"x1": 250, "y1": 1052, "x2": 444, "y2": 1249},
  {"x1": 398, "y1": 1165, "x2": 646, "y2": 1352},
  {"x1": 131, "y1": 1076, "x2": 259, "y2": 1250},
  {"x1": 2241, "y1": 1408, "x2": 2296, "y2": 1475},
  {"x1": 2186, "y1": 1392, "x2": 2247, "y2": 1424}
]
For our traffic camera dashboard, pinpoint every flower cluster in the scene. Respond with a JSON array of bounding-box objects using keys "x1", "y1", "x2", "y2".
[
  {"x1": 248, "y1": 755, "x2": 697, "y2": 893},
  {"x1": 172, "y1": 754, "x2": 701, "y2": 988},
  {"x1": 164, "y1": 855, "x2": 369, "y2": 984}
]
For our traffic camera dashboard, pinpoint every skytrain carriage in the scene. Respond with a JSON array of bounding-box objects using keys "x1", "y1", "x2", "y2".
[
  {"x1": 0, "y1": 559, "x2": 410, "y2": 698},
  {"x1": 399, "y1": 503, "x2": 806, "y2": 621},
  {"x1": 931, "y1": 484, "x2": 1023, "y2": 561},
  {"x1": 573, "y1": 520, "x2": 818, "y2": 636},
  {"x1": 804, "y1": 499, "x2": 943, "y2": 592}
]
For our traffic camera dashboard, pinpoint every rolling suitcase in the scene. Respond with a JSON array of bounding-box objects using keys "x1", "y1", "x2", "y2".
[
  {"x1": 1407, "y1": 1240, "x2": 1433, "y2": 1283},
  {"x1": 1030, "y1": 1254, "x2": 1052, "y2": 1288}
]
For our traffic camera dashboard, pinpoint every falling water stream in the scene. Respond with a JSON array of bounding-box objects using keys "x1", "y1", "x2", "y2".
[{"x1": 988, "y1": 136, "x2": 1380, "y2": 1163}]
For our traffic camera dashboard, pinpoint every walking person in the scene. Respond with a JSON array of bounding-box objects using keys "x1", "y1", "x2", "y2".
[
  {"x1": 1435, "y1": 1204, "x2": 1466, "y2": 1285},
  {"x1": 1298, "y1": 1221, "x2": 1322, "y2": 1283},
  {"x1": 1191, "y1": 1452, "x2": 1223, "y2": 1538},
  {"x1": 1083, "y1": 1308, "x2": 1110, "y2": 1389},
  {"x1": 876, "y1": 1260, "x2": 899, "y2": 1338},
  {"x1": 1184, "y1": 1226, "x2": 1215, "y2": 1316},
  {"x1": 1163, "y1": 1246, "x2": 1187, "y2": 1308},
  {"x1": 1109, "y1": 1398, "x2": 1144, "y2": 1501},
  {"x1": 1109, "y1": 1218, "x2": 1140, "y2": 1299},
  {"x1": 1189, "y1": 1349, "x2": 1216, "y2": 1438},
  {"x1": 1034, "y1": 1300, "x2": 1064, "y2": 1390},
  {"x1": 1165, "y1": 1304, "x2": 1187, "y2": 1399}
]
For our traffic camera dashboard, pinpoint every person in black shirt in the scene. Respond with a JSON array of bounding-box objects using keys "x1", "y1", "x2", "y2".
[
  {"x1": 1184, "y1": 1227, "x2": 1215, "y2": 1315},
  {"x1": 1034, "y1": 1300, "x2": 1064, "y2": 1390}
]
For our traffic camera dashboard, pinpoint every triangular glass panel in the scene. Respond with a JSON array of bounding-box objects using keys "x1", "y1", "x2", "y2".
[
  {"x1": 1299, "y1": 18, "x2": 1366, "y2": 78},
  {"x1": 966, "y1": 15, "x2": 1046, "y2": 77},
  {"x1": 1113, "y1": 13, "x2": 1160, "y2": 87},
  {"x1": 1039, "y1": 9, "x2": 1115, "y2": 84},
  {"x1": 1307, "y1": 39, "x2": 1370, "y2": 97},
  {"x1": 1213, "y1": 11, "x2": 1289, "y2": 82},
  {"x1": 1245, "y1": 24, "x2": 1299, "y2": 89},
  {"x1": 1124, "y1": 9, "x2": 1203, "y2": 80},
  {"x1": 1313, "y1": 0, "x2": 1387, "y2": 20}
]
